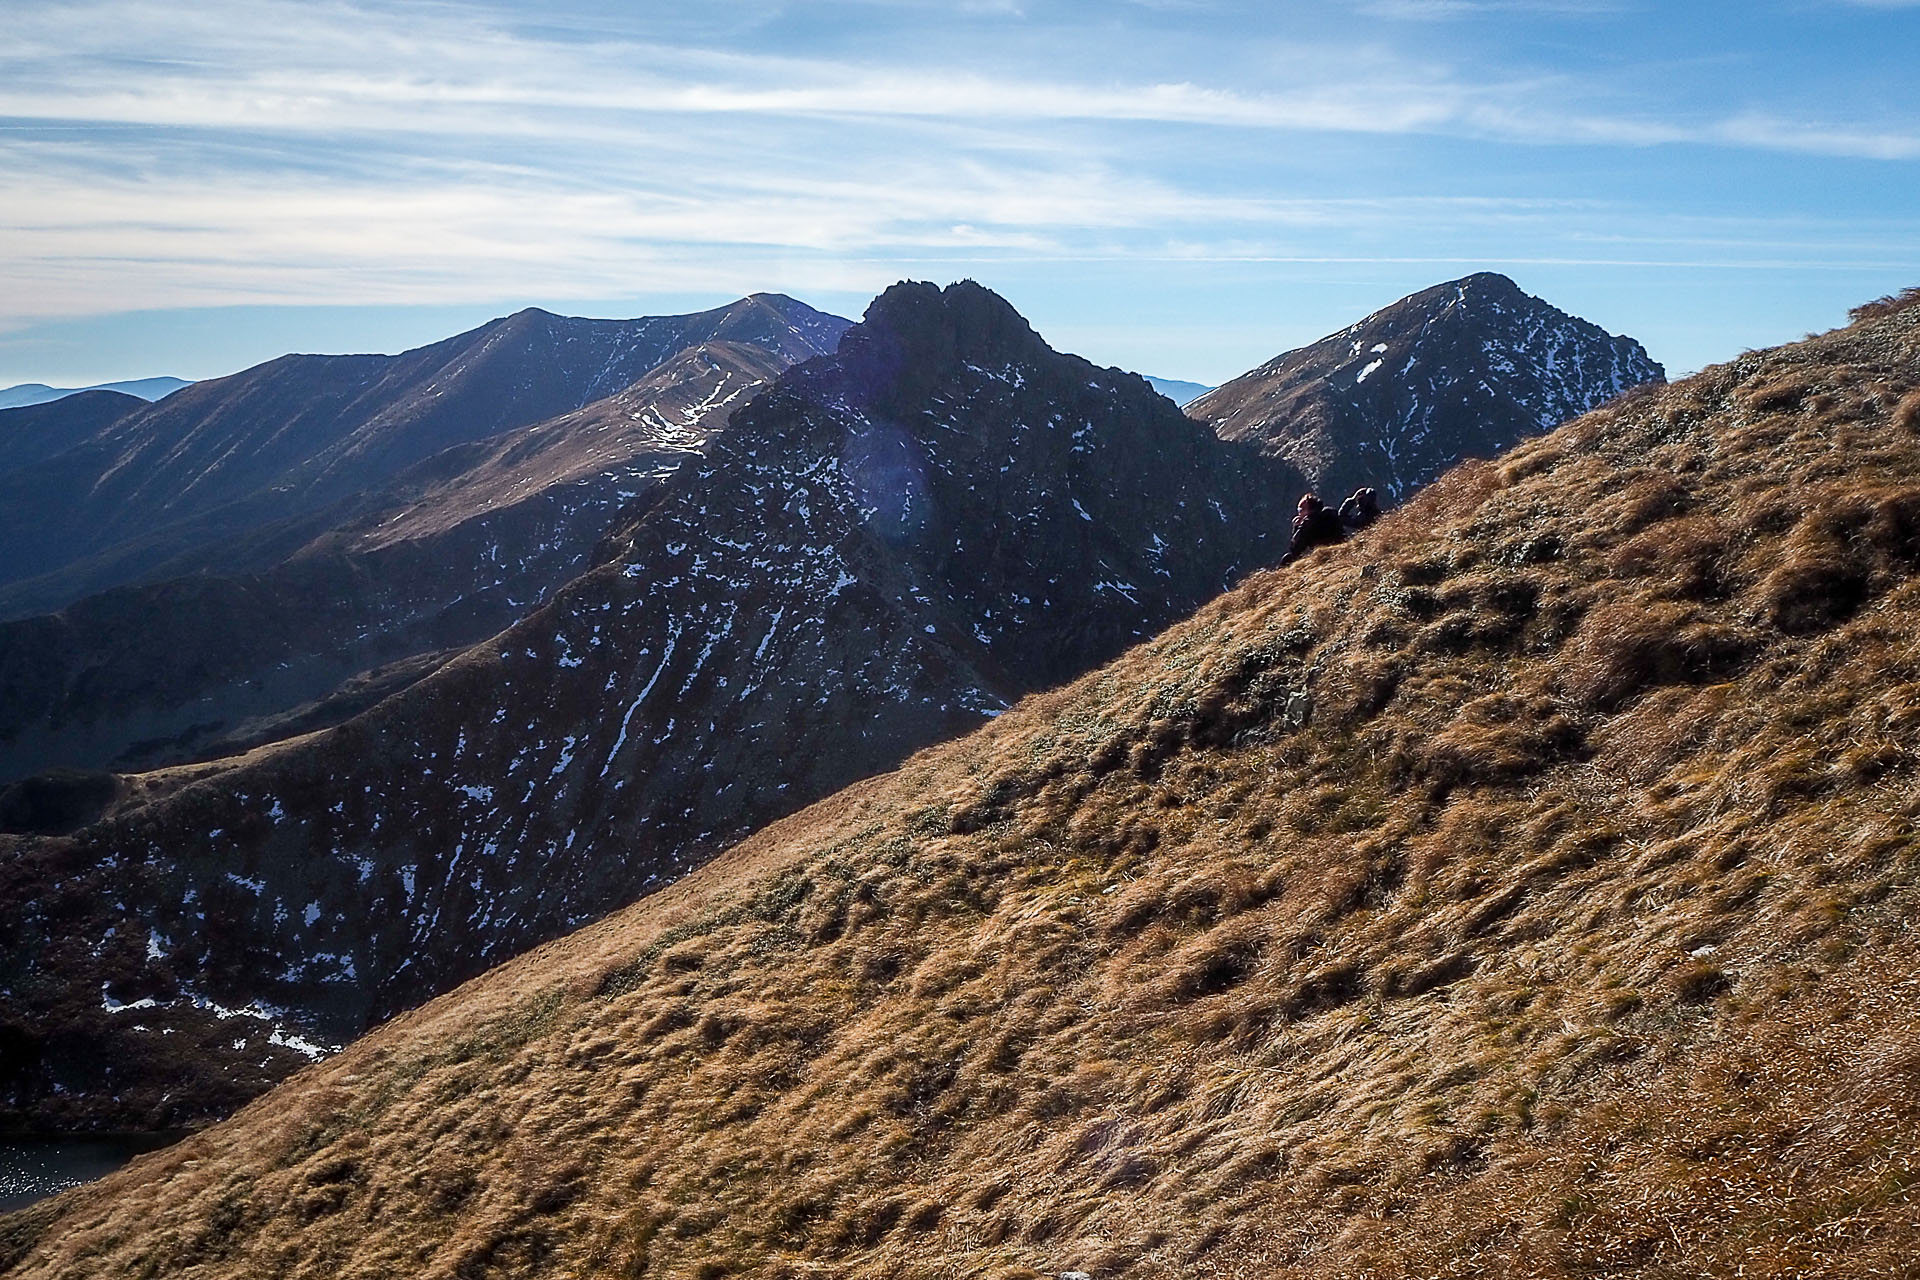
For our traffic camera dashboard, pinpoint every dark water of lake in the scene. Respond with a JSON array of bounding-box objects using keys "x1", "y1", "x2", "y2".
[{"x1": 0, "y1": 1135, "x2": 180, "y2": 1213}]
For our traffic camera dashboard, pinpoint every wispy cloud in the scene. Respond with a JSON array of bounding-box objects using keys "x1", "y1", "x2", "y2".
[
  {"x1": 2, "y1": 3, "x2": 1908, "y2": 150},
  {"x1": 0, "y1": 147, "x2": 1595, "y2": 321},
  {"x1": 1, "y1": 0, "x2": 1915, "y2": 332},
  {"x1": 1713, "y1": 113, "x2": 1920, "y2": 160}
]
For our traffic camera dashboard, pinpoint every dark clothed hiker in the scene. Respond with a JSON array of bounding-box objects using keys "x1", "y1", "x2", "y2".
[
  {"x1": 1339, "y1": 486, "x2": 1381, "y2": 532},
  {"x1": 1284, "y1": 493, "x2": 1345, "y2": 563}
]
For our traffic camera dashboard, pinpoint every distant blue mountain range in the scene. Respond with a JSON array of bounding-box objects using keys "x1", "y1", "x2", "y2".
[
  {"x1": 1143, "y1": 375, "x2": 1213, "y2": 407},
  {"x1": 0, "y1": 377, "x2": 192, "y2": 410}
]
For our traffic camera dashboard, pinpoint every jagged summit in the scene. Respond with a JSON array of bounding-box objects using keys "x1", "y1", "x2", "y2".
[
  {"x1": 8, "y1": 293, "x2": 1917, "y2": 1278},
  {"x1": 856, "y1": 279, "x2": 1044, "y2": 358},
  {"x1": 791, "y1": 280, "x2": 1046, "y2": 416},
  {"x1": 1191, "y1": 272, "x2": 1663, "y2": 505},
  {"x1": 722, "y1": 279, "x2": 1292, "y2": 686}
]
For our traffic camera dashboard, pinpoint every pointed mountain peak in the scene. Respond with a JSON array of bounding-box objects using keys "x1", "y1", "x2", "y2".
[
  {"x1": 742, "y1": 291, "x2": 810, "y2": 314},
  {"x1": 827, "y1": 280, "x2": 1047, "y2": 415},
  {"x1": 703, "y1": 293, "x2": 851, "y2": 361},
  {"x1": 859, "y1": 279, "x2": 1039, "y2": 350},
  {"x1": 1354, "y1": 272, "x2": 1528, "y2": 332},
  {"x1": 490, "y1": 305, "x2": 559, "y2": 329},
  {"x1": 447, "y1": 306, "x2": 567, "y2": 352},
  {"x1": 1192, "y1": 274, "x2": 1663, "y2": 505},
  {"x1": 1450, "y1": 269, "x2": 1523, "y2": 294},
  {"x1": 1444, "y1": 271, "x2": 1546, "y2": 310}
]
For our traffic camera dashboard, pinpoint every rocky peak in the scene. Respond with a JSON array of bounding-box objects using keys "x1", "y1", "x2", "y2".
[
  {"x1": 1438, "y1": 269, "x2": 1525, "y2": 303},
  {"x1": 723, "y1": 279, "x2": 1296, "y2": 687},
  {"x1": 820, "y1": 280, "x2": 1049, "y2": 420},
  {"x1": 1192, "y1": 273, "x2": 1664, "y2": 505},
  {"x1": 702, "y1": 293, "x2": 853, "y2": 363}
]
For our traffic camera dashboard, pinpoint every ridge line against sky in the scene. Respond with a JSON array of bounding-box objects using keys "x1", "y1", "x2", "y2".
[{"x1": 2, "y1": 0, "x2": 1916, "y2": 386}]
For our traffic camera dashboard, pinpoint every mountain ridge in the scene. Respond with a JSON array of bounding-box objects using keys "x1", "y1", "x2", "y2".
[
  {"x1": 5, "y1": 289, "x2": 1915, "y2": 1278},
  {"x1": 0, "y1": 280, "x2": 1302, "y2": 1133},
  {"x1": 1144, "y1": 375, "x2": 1212, "y2": 406},
  {"x1": 0, "y1": 392, "x2": 147, "y2": 478},
  {"x1": 0, "y1": 338, "x2": 806, "y2": 786},
  {"x1": 0, "y1": 294, "x2": 848, "y2": 620}
]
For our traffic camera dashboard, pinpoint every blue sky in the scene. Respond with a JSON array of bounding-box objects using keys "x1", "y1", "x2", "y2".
[{"x1": 2, "y1": 0, "x2": 1916, "y2": 388}]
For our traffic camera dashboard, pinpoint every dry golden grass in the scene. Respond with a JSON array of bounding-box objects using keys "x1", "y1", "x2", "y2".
[
  {"x1": 5, "y1": 296, "x2": 1920, "y2": 1279},
  {"x1": 1850, "y1": 286, "x2": 1920, "y2": 325}
]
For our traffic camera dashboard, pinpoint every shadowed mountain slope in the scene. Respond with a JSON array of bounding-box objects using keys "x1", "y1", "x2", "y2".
[
  {"x1": 1190, "y1": 272, "x2": 1663, "y2": 504},
  {"x1": 0, "y1": 392, "x2": 145, "y2": 478},
  {"x1": 0, "y1": 281, "x2": 1301, "y2": 1132},
  {"x1": 0, "y1": 341, "x2": 797, "y2": 785},
  {"x1": 4, "y1": 296, "x2": 1917, "y2": 1278},
  {"x1": 0, "y1": 295, "x2": 847, "y2": 619}
]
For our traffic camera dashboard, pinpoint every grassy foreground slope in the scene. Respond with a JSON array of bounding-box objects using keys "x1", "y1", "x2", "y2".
[{"x1": 7, "y1": 294, "x2": 1920, "y2": 1277}]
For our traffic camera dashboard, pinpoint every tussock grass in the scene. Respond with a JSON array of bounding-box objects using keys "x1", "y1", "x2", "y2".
[{"x1": 7, "y1": 297, "x2": 1920, "y2": 1278}]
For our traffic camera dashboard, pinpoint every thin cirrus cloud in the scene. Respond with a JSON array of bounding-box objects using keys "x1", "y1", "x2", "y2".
[
  {"x1": 2, "y1": 153, "x2": 1584, "y2": 317},
  {"x1": 2, "y1": 10, "x2": 1908, "y2": 153},
  {"x1": 8, "y1": 0, "x2": 1912, "y2": 151},
  {"x1": 0, "y1": 0, "x2": 1915, "y2": 364},
  {"x1": 1351, "y1": 1, "x2": 1630, "y2": 16}
]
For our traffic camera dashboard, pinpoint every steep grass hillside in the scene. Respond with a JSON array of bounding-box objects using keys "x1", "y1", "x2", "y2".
[{"x1": 6, "y1": 292, "x2": 1920, "y2": 1278}]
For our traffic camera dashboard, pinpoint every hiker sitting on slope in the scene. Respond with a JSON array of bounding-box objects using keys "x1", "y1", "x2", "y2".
[
  {"x1": 1339, "y1": 486, "x2": 1381, "y2": 532},
  {"x1": 1283, "y1": 493, "x2": 1345, "y2": 564}
]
